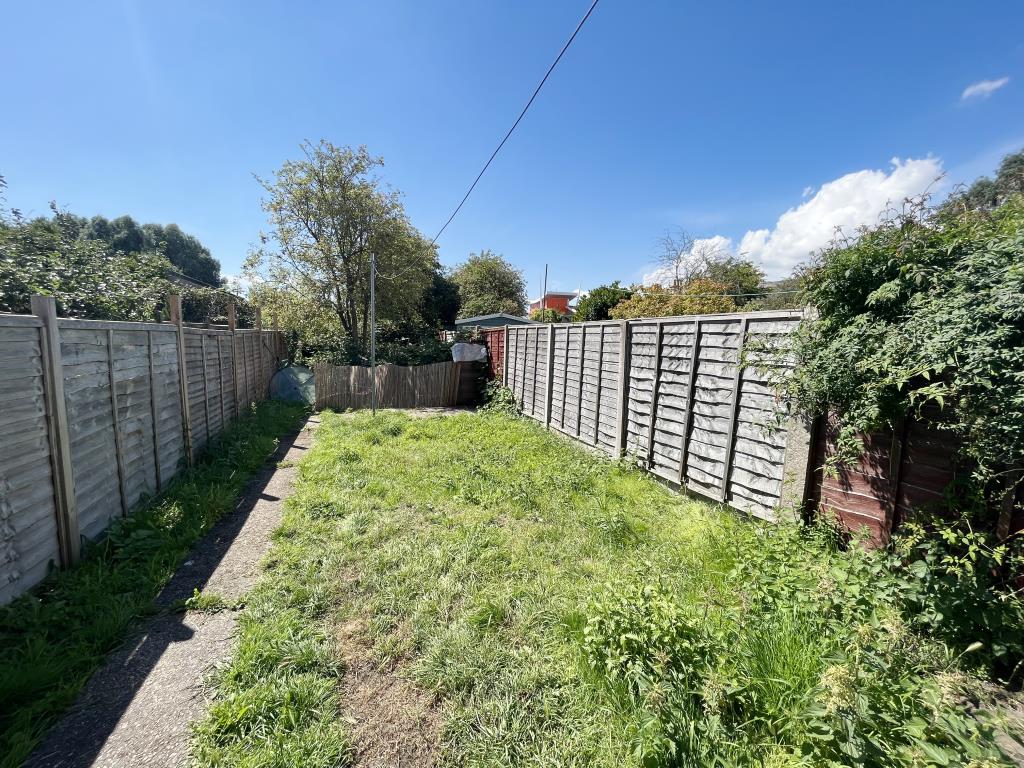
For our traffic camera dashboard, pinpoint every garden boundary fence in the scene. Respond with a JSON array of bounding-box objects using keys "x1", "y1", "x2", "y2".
[
  {"x1": 313, "y1": 361, "x2": 480, "y2": 411},
  {"x1": 496, "y1": 311, "x2": 812, "y2": 521},
  {"x1": 0, "y1": 295, "x2": 285, "y2": 603}
]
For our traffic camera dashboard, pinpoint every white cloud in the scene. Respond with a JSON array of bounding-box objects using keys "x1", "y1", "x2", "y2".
[
  {"x1": 961, "y1": 77, "x2": 1009, "y2": 101},
  {"x1": 738, "y1": 157, "x2": 941, "y2": 277},
  {"x1": 641, "y1": 157, "x2": 943, "y2": 283}
]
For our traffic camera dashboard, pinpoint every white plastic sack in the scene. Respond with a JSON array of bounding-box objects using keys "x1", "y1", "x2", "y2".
[{"x1": 451, "y1": 342, "x2": 487, "y2": 362}]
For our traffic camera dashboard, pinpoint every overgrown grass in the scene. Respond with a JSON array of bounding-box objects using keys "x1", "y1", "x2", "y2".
[
  {"x1": 0, "y1": 401, "x2": 307, "y2": 768},
  {"x1": 193, "y1": 409, "x2": 1022, "y2": 767}
]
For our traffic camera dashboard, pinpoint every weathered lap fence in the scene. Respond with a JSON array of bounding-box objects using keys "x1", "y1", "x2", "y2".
[
  {"x1": 313, "y1": 361, "x2": 480, "y2": 411},
  {"x1": 498, "y1": 311, "x2": 812, "y2": 521},
  {"x1": 0, "y1": 296, "x2": 285, "y2": 603}
]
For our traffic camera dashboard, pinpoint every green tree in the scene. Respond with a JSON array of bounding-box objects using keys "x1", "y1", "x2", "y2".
[
  {"x1": 0, "y1": 202, "x2": 170, "y2": 320},
  {"x1": 529, "y1": 307, "x2": 567, "y2": 323},
  {"x1": 421, "y1": 270, "x2": 461, "y2": 328},
  {"x1": 574, "y1": 281, "x2": 633, "y2": 321},
  {"x1": 245, "y1": 141, "x2": 437, "y2": 360},
  {"x1": 78, "y1": 215, "x2": 222, "y2": 285},
  {"x1": 451, "y1": 250, "x2": 527, "y2": 318},
  {"x1": 701, "y1": 256, "x2": 763, "y2": 305},
  {"x1": 609, "y1": 280, "x2": 736, "y2": 319},
  {"x1": 142, "y1": 223, "x2": 221, "y2": 285},
  {"x1": 944, "y1": 149, "x2": 1024, "y2": 213}
]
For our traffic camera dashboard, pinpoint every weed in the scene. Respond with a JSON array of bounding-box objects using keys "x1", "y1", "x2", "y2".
[{"x1": 184, "y1": 589, "x2": 230, "y2": 612}]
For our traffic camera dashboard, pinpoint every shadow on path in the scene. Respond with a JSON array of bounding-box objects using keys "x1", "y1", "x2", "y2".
[{"x1": 25, "y1": 417, "x2": 317, "y2": 768}]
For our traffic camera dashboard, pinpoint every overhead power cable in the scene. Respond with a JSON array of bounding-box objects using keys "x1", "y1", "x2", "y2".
[{"x1": 428, "y1": 0, "x2": 601, "y2": 246}]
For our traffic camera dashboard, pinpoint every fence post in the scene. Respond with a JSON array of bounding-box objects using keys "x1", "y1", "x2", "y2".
[
  {"x1": 593, "y1": 325, "x2": 605, "y2": 446},
  {"x1": 255, "y1": 308, "x2": 264, "y2": 401},
  {"x1": 645, "y1": 321, "x2": 665, "y2": 467},
  {"x1": 615, "y1": 320, "x2": 631, "y2": 458},
  {"x1": 147, "y1": 330, "x2": 163, "y2": 491},
  {"x1": 502, "y1": 325, "x2": 509, "y2": 385},
  {"x1": 677, "y1": 319, "x2": 702, "y2": 488},
  {"x1": 575, "y1": 324, "x2": 587, "y2": 437},
  {"x1": 31, "y1": 295, "x2": 80, "y2": 566},
  {"x1": 105, "y1": 328, "x2": 129, "y2": 516},
  {"x1": 544, "y1": 324, "x2": 555, "y2": 427},
  {"x1": 227, "y1": 302, "x2": 239, "y2": 415},
  {"x1": 719, "y1": 316, "x2": 750, "y2": 502},
  {"x1": 168, "y1": 294, "x2": 194, "y2": 466}
]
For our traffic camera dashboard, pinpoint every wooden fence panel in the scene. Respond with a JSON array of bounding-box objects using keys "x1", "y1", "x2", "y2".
[
  {"x1": 0, "y1": 302, "x2": 285, "y2": 604},
  {"x1": 59, "y1": 324, "x2": 124, "y2": 539},
  {"x1": 726, "y1": 316, "x2": 801, "y2": 519},
  {"x1": 312, "y1": 361, "x2": 468, "y2": 411},
  {"x1": 0, "y1": 317, "x2": 61, "y2": 604},
  {"x1": 501, "y1": 310, "x2": 808, "y2": 520}
]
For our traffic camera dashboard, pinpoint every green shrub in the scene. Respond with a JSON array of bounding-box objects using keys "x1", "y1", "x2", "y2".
[
  {"x1": 582, "y1": 519, "x2": 1021, "y2": 766},
  {"x1": 480, "y1": 381, "x2": 519, "y2": 416},
  {"x1": 779, "y1": 191, "x2": 1024, "y2": 507}
]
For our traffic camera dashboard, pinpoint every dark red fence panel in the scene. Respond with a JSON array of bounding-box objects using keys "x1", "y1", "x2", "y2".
[
  {"x1": 806, "y1": 406, "x2": 1021, "y2": 544},
  {"x1": 481, "y1": 328, "x2": 505, "y2": 382}
]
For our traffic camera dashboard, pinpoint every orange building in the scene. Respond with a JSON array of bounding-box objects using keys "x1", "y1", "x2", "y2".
[{"x1": 529, "y1": 291, "x2": 579, "y2": 316}]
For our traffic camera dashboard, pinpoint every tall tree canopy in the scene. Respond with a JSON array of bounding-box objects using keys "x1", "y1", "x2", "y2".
[
  {"x1": 451, "y1": 250, "x2": 527, "y2": 318},
  {"x1": 75, "y1": 214, "x2": 221, "y2": 285},
  {"x1": 245, "y1": 141, "x2": 438, "y2": 360}
]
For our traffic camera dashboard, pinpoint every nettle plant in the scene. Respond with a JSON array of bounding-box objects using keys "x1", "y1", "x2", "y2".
[{"x1": 782, "y1": 194, "x2": 1024, "y2": 509}]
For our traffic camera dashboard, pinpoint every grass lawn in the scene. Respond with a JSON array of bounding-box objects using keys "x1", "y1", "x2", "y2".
[
  {"x1": 0, "y1": 401, "x2": 308, "y2": 768},
  {"x1": 193, "y1": 408, "x2": 1022, "y2": 767}
]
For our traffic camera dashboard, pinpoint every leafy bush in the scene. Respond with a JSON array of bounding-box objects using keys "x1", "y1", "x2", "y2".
[
  {"x1": 583, "y1": 518, "x2": 1023, "y2": 766},
  {"x1": 609, "y1": 280, "x2": 736, "y2": 319},
  {"x1": 575, "y1": 281, "x2": 633, "y2": 321},
  {"x1": 529, "y1": 307, "x2": 568, "y2": 323},
  {"x1": 479, "y1": 381, "x2": 519, "y2": 416},
  {"x1": 0, "y1": 203, "x2": 170, "y2": 320},
  {"x1": 780, "y1": 191, "x2": 1024, "y2": 506}
]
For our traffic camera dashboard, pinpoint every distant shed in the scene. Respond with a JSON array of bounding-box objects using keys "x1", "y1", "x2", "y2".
[{"x1": 455, "y1": 313, "x2": 536, "y2": 329}]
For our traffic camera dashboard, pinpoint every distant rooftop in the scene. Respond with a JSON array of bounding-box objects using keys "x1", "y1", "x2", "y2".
[{"x1": 454, "y1": 313, "x2": 537, "y2": 326}]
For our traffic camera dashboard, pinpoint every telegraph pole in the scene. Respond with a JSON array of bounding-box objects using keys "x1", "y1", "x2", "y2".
[
  {"x1": 542, "y1": 263, "x2": 548, "y2": 314},
  {"x1": 370, "y1": 251, "x2": 377, "y2": 415}
]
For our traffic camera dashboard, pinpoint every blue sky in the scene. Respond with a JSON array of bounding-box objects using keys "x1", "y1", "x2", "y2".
[{"x1": 3, "y1": 1, "x2": 1023, "y2": 292}]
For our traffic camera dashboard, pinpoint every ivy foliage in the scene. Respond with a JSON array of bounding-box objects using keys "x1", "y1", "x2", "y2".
[{"x1": 782, "y1": 194, "x2": 1024, "y2": 499}]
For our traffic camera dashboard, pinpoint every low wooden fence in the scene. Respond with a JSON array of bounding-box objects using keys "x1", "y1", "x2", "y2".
[
  {"x1": 0, "y1": 295, "x2": 285, "y2": 603},
  {"x1": 498, "y1": 311, "x2": 812, "y2": 521},
  {"x1": 313, "y1": 361, "x2": 479, "y2": 411}
]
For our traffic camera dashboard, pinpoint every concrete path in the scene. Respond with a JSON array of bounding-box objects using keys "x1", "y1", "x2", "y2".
[{"x1": 25, "y1": 416, "x2": 319, "y2": 768}]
